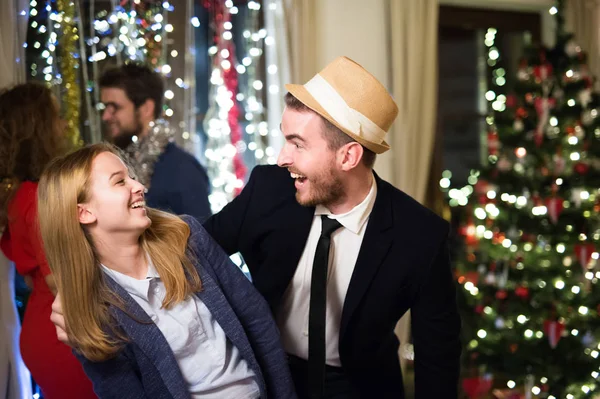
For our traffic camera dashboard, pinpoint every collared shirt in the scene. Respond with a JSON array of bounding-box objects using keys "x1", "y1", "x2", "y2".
[
  {"x1": 276, "y1": 176, "x2": 378, "y2": 366},
  {"x1": 102, "y1": 260, "x2": 260, "y2": 399}
]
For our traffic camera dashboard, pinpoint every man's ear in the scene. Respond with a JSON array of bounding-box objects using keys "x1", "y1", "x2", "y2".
[
  {"x1": 339, "y1": 142, "x2": 364, "y2": 171},
  {"x1": 139, "y1": 98, "x2": 156, "y2": 121},
  {"x1": 77, "y1": 203, "x2": 97, "y2": 225}
]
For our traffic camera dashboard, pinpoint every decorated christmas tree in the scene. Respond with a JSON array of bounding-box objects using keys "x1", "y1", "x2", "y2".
[{"x1": 448, "y1": 4, "x2": 600, "y2": 399}]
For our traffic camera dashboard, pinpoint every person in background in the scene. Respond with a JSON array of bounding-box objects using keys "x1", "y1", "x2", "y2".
[
  {"x1": 99, "y1": 63, "x2": 212, "y2": 222},
  {"x1": 37, "y1": 143, "x2": 295, "y2": 399},
  {"x1": 0, "y1": 82, "x2": 96, "y2": 398}
]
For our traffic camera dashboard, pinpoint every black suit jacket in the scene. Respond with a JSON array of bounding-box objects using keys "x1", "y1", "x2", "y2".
[{"x1": 204, "y1": 165, "x2": 461, "y2": 398}]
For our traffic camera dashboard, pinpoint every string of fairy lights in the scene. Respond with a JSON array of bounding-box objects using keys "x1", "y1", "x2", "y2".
[
  {"x1": 203, "y1": 0, "x2": 280, "y2": 213},
  {"x1": 23, "y1": 0, "x2": 282, "y2": 214}
]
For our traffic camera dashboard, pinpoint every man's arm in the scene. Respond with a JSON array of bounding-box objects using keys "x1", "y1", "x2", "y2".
[
  {"x1": 411, "y1": 241, "x2": 462, "y2": 398},
  {"x1": 202, "y1": 166, "x2": 260, "y2": 255},
  {"x1": 51, "y1": 294, "x2": 70, "y2": 344}
]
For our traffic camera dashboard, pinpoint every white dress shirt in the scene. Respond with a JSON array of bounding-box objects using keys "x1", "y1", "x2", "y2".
[
  {"x1": 102, "y1": 260, "x2": 260, "y2": 399},
  {"x1": 276, "y1": 176, "x2": 377, "y2": 366}
]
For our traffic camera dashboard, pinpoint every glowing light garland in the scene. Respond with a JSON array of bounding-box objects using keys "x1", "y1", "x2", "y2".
[{"x1": 204, "y1": 0, "x2": 279, "y2": 213}]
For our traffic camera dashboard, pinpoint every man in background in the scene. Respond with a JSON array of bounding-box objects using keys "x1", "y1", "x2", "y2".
[{"x1": 99, "y1": 63, "x2": 212, "y2": 222}]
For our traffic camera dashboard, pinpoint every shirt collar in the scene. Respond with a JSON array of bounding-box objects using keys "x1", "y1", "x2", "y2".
[
  {"x1": 315, "y1": 174, "x2": 377, "y2": 234},
  {"x1": 101, "y1": 256, "x2": 159, "y2": 301}
]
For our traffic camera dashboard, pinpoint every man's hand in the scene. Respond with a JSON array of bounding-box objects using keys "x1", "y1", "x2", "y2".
[
  {"x1": 50, "y1": 293, "x2": 71, "y2": 346},
  {"x1": 45, "y1": 274, "x2": 57, "y2": 296}
]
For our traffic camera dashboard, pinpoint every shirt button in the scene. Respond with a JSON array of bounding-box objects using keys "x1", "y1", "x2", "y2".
[
  {"x1": 303, "y1": 330, "x2": 309, "y2": 337},
  {"x1": 150, "y1": 314, "x2": 158, "y2": 322}
]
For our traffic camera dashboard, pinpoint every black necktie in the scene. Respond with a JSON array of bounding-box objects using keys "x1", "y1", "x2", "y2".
[{"x1": 308, "y1": 215, "x2": 342, "y2": 399}]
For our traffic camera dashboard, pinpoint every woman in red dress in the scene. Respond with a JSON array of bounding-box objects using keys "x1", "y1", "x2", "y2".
[{"x1": 0, "y1": 83, "x2": 97, "y2": 398}]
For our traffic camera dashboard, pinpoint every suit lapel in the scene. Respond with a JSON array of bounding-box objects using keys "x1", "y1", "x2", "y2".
[
  {"x1": 254, "y1": 199, "x2": 315, "y2": 309},
  {"x1": 274, "y1": 203, "x2": 315, "y2": 301},
  {"x1": 105, "y1": 277, "x2": 189, "y2": 399},
  {"x1": 340, "y1": 175, "x2": 394, "y2": 340}
]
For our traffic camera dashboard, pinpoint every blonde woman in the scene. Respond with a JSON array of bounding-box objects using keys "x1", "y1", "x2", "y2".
[
  {"x1": 0, "y1": 82, "x2": 96, "y2": 398},
  {"x1": 37, "y1": 143, "x2": 295, "y2": 398}
]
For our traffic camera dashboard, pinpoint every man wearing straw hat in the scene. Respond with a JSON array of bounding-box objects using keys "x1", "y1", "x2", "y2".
[
  {"x1": 203, "y1": 56, "x2": 461, "y2": 398},
  {"x1": 51, "y1": 57, "x2": 460, "y2": 398}
]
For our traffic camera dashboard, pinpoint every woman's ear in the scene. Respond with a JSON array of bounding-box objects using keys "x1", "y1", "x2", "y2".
[{"x1": 77, "y1": 203, "x2": 97, "y2": 225}]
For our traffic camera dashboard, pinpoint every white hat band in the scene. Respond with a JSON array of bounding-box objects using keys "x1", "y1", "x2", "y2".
[{"x1": 304, "y1": 74, "x2": 386, "y2": 144}]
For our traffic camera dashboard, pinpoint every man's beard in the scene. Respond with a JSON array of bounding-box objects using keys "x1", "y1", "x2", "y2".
[
  {"x1": 105, "y1": 119, "x2": 145, "y2": 150},
  {"x1": 295, "y1": 166, "x2": 345, "y2": 208}
]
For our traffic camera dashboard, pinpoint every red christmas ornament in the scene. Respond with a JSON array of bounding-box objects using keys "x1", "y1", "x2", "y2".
[
  {"x1": 533, "y1": 63, "x2": 553, "y2": 80},
  {"x1": 464, "y1": 271, "x2": 480, "y2": 285},
  {"x1": 475, "y1": 305, "x2": 484, "y2": 314},
  {"x1": 574, "y1": 162, "x2": 589, "y2": 175},
  {"x1": 474, "y1": 179, "x2": 489, "y2": 195},
  {"x1": 520, "y1": 233, "x2": 534, "y2": 243},
  {"x1": 487, "y1": 132, "x2": 500, "y2": 155},
  {"x1": 461, "y1": 220, "x2": 479, "y2": 246},
  {"x1": 462, "y1": 376, "x2": 493, "y2": 399},
  {"x1": 543, "y1": 320, "x2": 565, "y2": 348},
  {"x1": 514, "y1": 286, "x2": 529, "y2": 299},
  {"x1": 496, "y1": 290, "x2": 508, "y2": 300},
  {"x1": 545, "y1": 196, "x2": 564, "y2": 224},
  {"x1": 515, "y1": 107, "x2": 528, "y2": 119},
  {"x1": 525, "y1": 92, "x2": 534, "y2": 104},
  {"x1": 492, "y1": 388, "x2": 525, "y2": 399},
  {"x1": 574, "y1": 243, "x2": 596, "y2": 270},
  {"x1": 506, "y1": 94, "x2": 517, "y2": 108}
]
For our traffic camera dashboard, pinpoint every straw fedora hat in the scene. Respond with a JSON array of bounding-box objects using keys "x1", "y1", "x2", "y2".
[{"x1": 285, "y1": 56, "x2": 398, "y2": 154}]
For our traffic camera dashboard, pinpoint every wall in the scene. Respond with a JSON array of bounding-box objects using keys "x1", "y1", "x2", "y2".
[{"x1": 313, "y1": 0, "x2": 394, "y2": 181}]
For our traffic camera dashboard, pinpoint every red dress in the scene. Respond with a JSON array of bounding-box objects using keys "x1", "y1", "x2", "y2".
[{"x1": 0, "y1": 181, "x2": 97, "y2": 399}]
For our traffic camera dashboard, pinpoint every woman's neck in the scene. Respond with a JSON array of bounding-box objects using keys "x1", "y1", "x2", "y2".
[{"x1": 95, "y1": 236, "x2": 148, "y2": 280}]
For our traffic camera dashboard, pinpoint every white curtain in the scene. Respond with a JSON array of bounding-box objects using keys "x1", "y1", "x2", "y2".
[
  {"x1": 282, "y1": 0, "x2": 319, "y2": 84},
  {"x1": 388, "y1": 0, "x2": 439, "y2": 371},
  {"x1": 0, "y1": 1, "x2": 33, "y2": 398},
  {"x1": 0, "y1": 0, "x2": 28, "y2": 89},
  {"x1": 564, "y1": 0, "x2": 600, "y2": 90},
  {"x1": 0, "y1": 253, "x2": 32, "y2": 399},
  {"x1": 264, "y1": 0, "x2": 292, "y2": 158}
]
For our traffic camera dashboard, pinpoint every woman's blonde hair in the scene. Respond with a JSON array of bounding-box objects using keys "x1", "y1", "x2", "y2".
[
  {"x1": 37, "y1": 142, "x2": 201, "y2": 361},
  {"x1": 0, "y1": 82, "x2": 65, "y2": 228}
]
